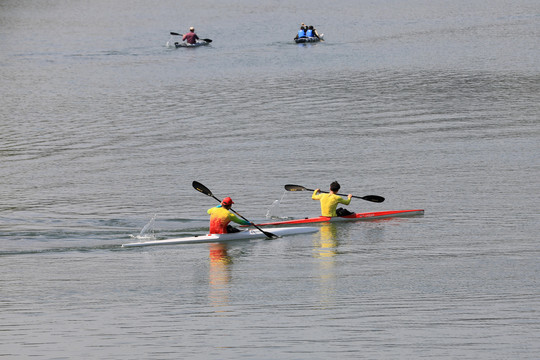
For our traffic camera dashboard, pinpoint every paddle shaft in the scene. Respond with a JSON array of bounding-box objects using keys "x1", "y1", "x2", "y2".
[
  {"x1": 215, "y1": 199, "x2": 277, "y2": 239},
  {"x1": 308, "y1": 187, "x2": 355, "y2": 199},
  {"x1": 285, "y1": 184, "x2": 384, "y2": 203},
  {"x1": 170, "y1": 32, "x2": 212, "y2": 43}
]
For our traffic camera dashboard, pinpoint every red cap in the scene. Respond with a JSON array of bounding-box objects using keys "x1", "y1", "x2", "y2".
[{"x1": 221, "y1": 197, "x2": 234, "y2": 206}]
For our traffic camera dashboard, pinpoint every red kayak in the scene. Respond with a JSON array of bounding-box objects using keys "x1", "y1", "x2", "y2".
[{"x1": 251, "y1": 209, "x2": 424, "y2": 226}]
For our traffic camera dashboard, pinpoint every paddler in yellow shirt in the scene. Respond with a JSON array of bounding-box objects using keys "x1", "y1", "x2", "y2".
[
  {"x1": 312, "y1": 181, "x2": 353, "y2": 217},
  {"x1": 207, "y1": 197, "x2": 251, "y2": 234}
]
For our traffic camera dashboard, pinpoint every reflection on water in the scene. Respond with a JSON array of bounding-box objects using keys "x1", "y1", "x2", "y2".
[
  {"x1": 208, "y1": 243, "x2": 232, "y2": 309},
  {"x1": 313, "y1": 223, "x2": 339, "y2": 307},
  {"x1": 313, "y1": 223, "x2": 339, "y2": 258}
]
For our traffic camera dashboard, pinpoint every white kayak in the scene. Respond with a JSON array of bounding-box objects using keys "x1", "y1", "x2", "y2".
[{"x1": 122, "y1": 226, "x2": 318, "y2": 248}]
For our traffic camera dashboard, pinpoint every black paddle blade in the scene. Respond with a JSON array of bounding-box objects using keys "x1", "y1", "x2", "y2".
[
  {"x1": 284, "y1": 184, "x2": 308, "y2": 191},
  {"x1": 192, "y1": 181, "x2": 212, "y2": 197},
  {"x1": 362, "y1": 195, "x2": 385, "y2": 203},
  {"x1": 259, "y1": 229, "x2": 279, "y2": 239},
  {"x1": 170, "y1": 32, "x2": 182, "y2": 36},
  {"x1": 202, "y1": 38, "x2": 212, "y2": 43}
]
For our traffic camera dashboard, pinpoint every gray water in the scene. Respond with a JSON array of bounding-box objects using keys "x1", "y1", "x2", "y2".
[{"x1": 1, "y1": 0, "x2": 539, "y2": 359}]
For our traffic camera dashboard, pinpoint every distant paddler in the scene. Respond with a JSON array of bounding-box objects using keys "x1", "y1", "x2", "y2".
[
  {"x1": 294, "y1": 23, "x2": 307, "y2": 40},
  {"x1": 182, "y1": 26, "x2": 199, "y2": 44},
  {"x1": 306, "y1": 25, "x2": 320, "y2": 39}
]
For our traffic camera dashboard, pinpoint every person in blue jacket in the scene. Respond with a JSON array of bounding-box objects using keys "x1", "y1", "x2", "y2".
[
  {"x1": 306, "y1": 25, "x2": 320, "y2": 39},
  {"x1": 294, "y1": 24, "x2": 307, "y2": 40}
]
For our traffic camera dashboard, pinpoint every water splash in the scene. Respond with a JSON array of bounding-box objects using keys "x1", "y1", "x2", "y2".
[
  {"x1": 130, "y1": 214, "x2": 157, "y2": 240},
  {"x1": 265, "y1": 192, "x2": 289, "y2": 219},
  {"x1": 265, "y1": 200, "x2": 280, "y2": 219}
]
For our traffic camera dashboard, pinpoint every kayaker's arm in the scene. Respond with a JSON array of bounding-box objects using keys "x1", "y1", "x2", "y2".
[
  {"x1": 230, "y1": 214, "x2": 251, "y2": 226},
  {"x1": 339, "y1": 195, "x2": 352, "y2": 206}
]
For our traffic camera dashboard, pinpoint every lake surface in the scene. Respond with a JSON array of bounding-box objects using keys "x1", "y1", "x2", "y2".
[{"x1": 1, "y1": 0, "x2": 539, "y2": 358}]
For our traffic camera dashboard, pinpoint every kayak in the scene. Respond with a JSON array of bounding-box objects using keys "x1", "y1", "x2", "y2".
[
  {"x1": 295, "y1": 35, "x2": 323, "y2": 43},
  {"x1": 166, "y1": 33, "x2": 213, "y2": 48},
  {"x1": 173, "y1": 40, "x2": 210, "y2": 48},
  {"x1": 251, "y1": 209, "x2": 425, "y2": 226},
  {"x1": 122, "y1": 226, "x2": 318, "y2": 248}
]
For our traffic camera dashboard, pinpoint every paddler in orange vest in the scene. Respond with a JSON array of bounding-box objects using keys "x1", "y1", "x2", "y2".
[
  {"x1": 312, "y1": 181, "x2": 353, "y2": 217},
  {"x1": 207, "y1": 197, "x2": 251, "y2": 234}
]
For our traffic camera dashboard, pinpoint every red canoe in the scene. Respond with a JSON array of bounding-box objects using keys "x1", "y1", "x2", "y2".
[{"x1": 251, "y1": 209, "x2": 424, "y2": 226}]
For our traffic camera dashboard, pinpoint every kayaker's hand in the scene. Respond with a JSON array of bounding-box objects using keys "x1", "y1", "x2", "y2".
[
  {"x1": 315, "y1": 188, "x2": 321, "y2": 194},
  {"x1": 348, "y1": 194, "x2": 352, "y2": 199}
]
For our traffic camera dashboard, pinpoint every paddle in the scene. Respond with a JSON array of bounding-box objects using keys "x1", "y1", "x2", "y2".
[
  {"x1": 192, "y1": 181, "x2": 278, "y2": 239},
  {"x1": 284, "y1": 184, "x2": 385, "y2": 203}
]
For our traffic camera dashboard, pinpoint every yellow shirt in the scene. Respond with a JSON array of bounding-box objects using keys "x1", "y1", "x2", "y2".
[{"x1": 312, "y1": 190, "x2": 351, "y2": 217}]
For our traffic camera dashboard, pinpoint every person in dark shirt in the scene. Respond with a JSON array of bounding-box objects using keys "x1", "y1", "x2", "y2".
[{"x1": 182, "y1": 27, "x2": 199, "y2": 44}]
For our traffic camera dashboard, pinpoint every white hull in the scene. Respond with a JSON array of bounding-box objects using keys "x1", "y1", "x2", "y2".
[{"x1": 122, "y1": 226, "x2": 318, "y2": 248}]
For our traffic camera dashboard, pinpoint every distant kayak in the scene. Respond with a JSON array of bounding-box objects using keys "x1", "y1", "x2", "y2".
[
  {"x1": 173, "y1": 40, "x2": 211, "y2": 48},
  {"x1": 166, "y1": 32, "x2": 212, "y2": 48},
  {"x1": 295, "y1": 34, "x2": 324, "y2": 43}
]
